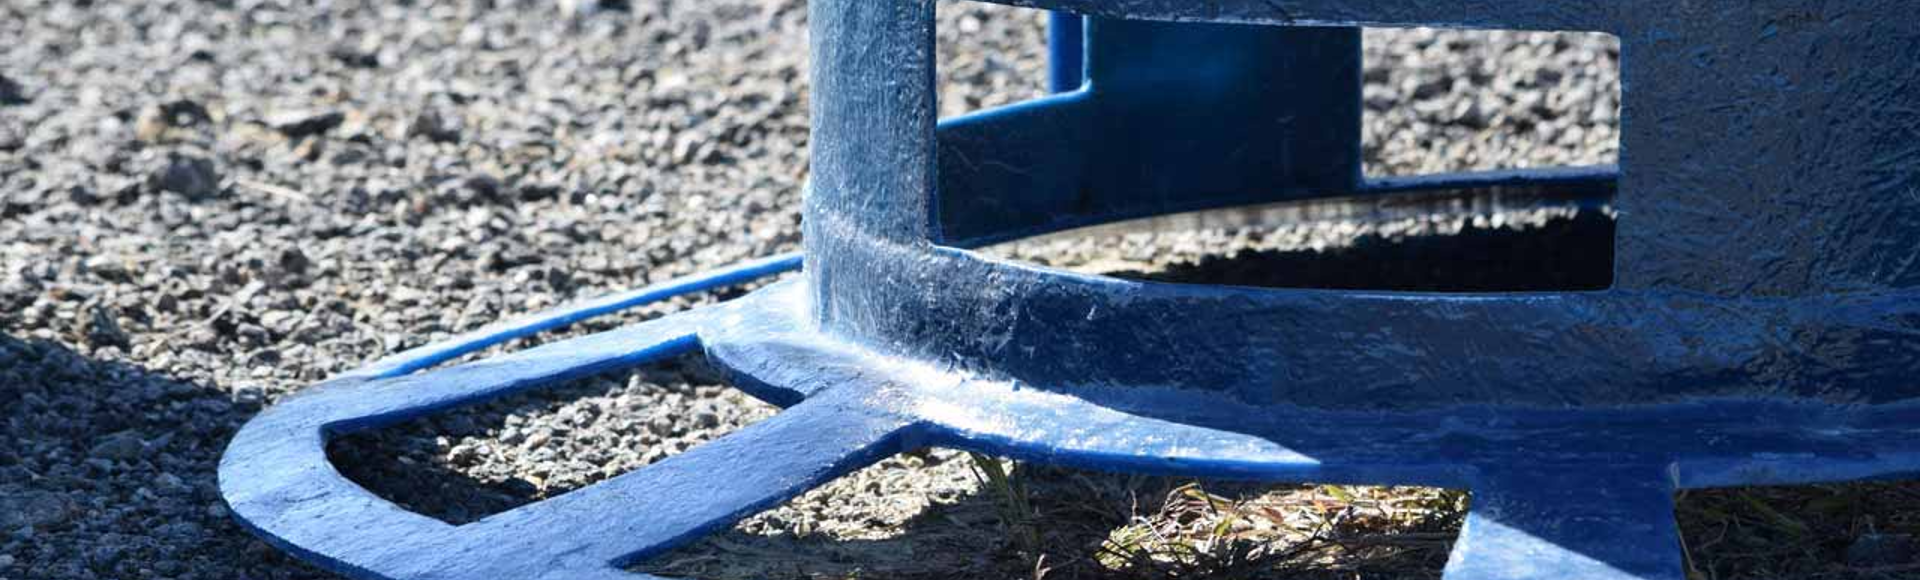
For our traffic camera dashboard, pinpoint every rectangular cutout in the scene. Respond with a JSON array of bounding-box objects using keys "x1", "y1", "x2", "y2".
[
  {"x1": 1678, "y1": 481, "x2": 1920, "y2": 579},
  {"x1": 633, "y1": 454, "x2": 1464, "y2": 580},
  {"x1": 328, "y1": 353, "x2": 776, "y2": 525}
]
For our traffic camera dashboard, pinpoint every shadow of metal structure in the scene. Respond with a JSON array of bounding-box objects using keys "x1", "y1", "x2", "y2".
[{"x1": 221, "y1": 2, "x2": 1920, "y2": 579}]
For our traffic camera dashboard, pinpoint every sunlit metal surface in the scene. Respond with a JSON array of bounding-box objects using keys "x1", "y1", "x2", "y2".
[{"x1": 222, "y1": 3, "x2": 1920, "y2": 579}]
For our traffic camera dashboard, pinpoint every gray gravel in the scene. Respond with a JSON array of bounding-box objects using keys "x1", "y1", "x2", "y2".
[{"x1": 0, "y1": 1, "x2": 1617, "y2": 579}]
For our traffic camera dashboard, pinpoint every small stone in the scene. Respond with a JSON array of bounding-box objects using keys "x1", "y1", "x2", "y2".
[
  {"x1": 89, "y1": 430, "x2": 146, "y2": 461},
  {"x1": 83, "y1": 254, "x2": 129, "y2": 281},
  {"x1": 277, "y1": 247, "x2": 310, "y2": 275},
  {"x1": 264, "y1": 109, "x2": 345, "y2": 138},
  {"x1": 523, "y1": 430, "x2": 551, "y2": 449},
  {"x1": 329, "y1": 146, "x2": 371, "y2": 166},
  {"x1": 328, "y1": 44, "x2": 380, "y2": 69},
  {"x1": 289, "y1": 135, "x2": 326, "y2": 162},
  {"x1": 0, "y1": 492, "x2": 70, "y2": 528},
  {"x1": 152, "y1": 153, "x2": 221, "y2": 198},
  {"x1": 154, "y1": 472, "x2": 186, "y2": 491},
  {"x1": 134, "y1": 100, "x2": 212, "y2": 143},
  {"x1": 458, "y1": 174, "x2": 501, "y2": 199},
  {"x1": 1847, "y1": 533, "x2": 1917, "y2": 567},
  {"x1": 159, "y1": 520, "x2": 204, "y2": 542},
  {"x1": 67, "y1": 185, "x2": 100, "y2": 205},
  {"x1": 85, "y1": 305, "x2": 130, "y2": 349},
  {"x1": 559, "y1": 0, "x2": 629, "y2": 17},
  {"x1": 405, "y1": 108, "x2": 462, "y2": 144},
  {"x1": 0, "y1": 73, "x2": 25, "y2": 106},
  {"x1": 447, "y1": 444, "x2": 476, "y2": 464},
  {"x1": 647, "y1": 414, "x2": 674, "y2": 436},
  {"x1": 0, "y1": 123, "x2": 21, "y2": 152}
]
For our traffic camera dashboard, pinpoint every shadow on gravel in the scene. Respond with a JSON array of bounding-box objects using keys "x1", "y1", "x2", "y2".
[
  {"x1": 1107, "y1": 211, "x2": 1615, "y2": 292},
  {"x1": 0, "y1": 334, "x2": 334, "y2": 579},
  {"x1": 632, "y1": 462, "x2": 1154, "y2": 580},
  {"x1": 632, "y1": 464, "x2": 1463, "y2": 580}
]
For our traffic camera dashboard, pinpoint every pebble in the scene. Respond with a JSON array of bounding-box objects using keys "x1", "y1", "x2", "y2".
[
  {"x1": 89, "y1": 430, "x2": 146, "y2": 461},
  {"x1": 0, "y1": 492, "x2": 71, "y2": 529},
  {"x1": 405, "y1": 108, "x2": 463, "y2": 144},
  {"x1": 151, "y1": 153, "x2": 221, "y2": 198},
  {"x1": 0, "y1": 123, "x2": 22, "y2": 151},
  {"x1": 86, "y1": 305, "x2": 131, "y2": 349},
  {"x1": 328, "y1": 44, "x2": 380, "y2": 69},
  {"x1": 560, "y1": 0, "x2": 632, "y2": 17},
  {"x1": 134, "y1": 99, "x2": 212, "y2": 143},
  {"x1": 0, "y1": 73, "x2": 26, "y2": 105},
  {"x1": 265, "y1": 110, "x2": 346, "y2": 139}
]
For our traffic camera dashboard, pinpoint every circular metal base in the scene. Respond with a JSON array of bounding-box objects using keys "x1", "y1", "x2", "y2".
[{"x1": 221, "y1": 259, "x2": 1920, "y2": 580}]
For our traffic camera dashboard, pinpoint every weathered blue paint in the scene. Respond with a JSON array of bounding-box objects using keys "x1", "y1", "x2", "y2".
[{"x1": 221, "y1": 2, "x2": 1920, "y2": 579}]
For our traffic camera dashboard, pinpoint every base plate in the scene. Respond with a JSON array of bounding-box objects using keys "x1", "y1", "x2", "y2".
[{"x1": 220, "y1": 260, "x2": 1920, "y2": 580}]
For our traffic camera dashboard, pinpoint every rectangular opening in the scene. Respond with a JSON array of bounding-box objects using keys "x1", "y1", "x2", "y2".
[
  {"x1": 1677, "y1": 481, "x2": 1920, "y2": 579},
  {"x1": 329, "y1": 353, "x2": 777, "y2": 525},
  {"x1": 633, "y1": 453, "x2": 1464, "y2": 580},
  {"x1": 1362, "y1": 28, "x2": 1621, "y2": 178}
]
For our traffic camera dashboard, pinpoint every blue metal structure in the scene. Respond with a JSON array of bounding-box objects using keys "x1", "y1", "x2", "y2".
[{"x1": 221, "y1": 2, "x2": 1920, "y2": 579}]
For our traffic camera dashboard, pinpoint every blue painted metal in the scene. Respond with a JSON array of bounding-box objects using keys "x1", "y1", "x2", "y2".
[
  {"x1": 221, "y1": 2, "x2": 1920, "y2": 579},
  {"x1": 938, "y1": 16, "x2": 1361, "y2": 245},
  {"x1": 1046, "y1": 12, "x2": 1084, "y2": 93}
]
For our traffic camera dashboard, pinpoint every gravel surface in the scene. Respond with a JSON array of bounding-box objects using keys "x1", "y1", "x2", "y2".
[{"x1": 1, "y1": 1, "x2": 1621, "y2": 579}]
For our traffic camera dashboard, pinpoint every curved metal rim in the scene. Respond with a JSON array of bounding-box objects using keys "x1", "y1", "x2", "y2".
[
  {"x1": 811, "y1": 203, "x2": 1920, "y2": 408},
  {"x1": 707, "y1": 282, "x2": 1920, "y2": 489},
  {"x1": 221, "y1": 262, "x2": 1920, "y2": 580}
]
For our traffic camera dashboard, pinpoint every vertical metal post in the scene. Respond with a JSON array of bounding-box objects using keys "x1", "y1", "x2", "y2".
[{"x1": 1046, "y1": 12, "x2": 1085, "y2": 92}]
